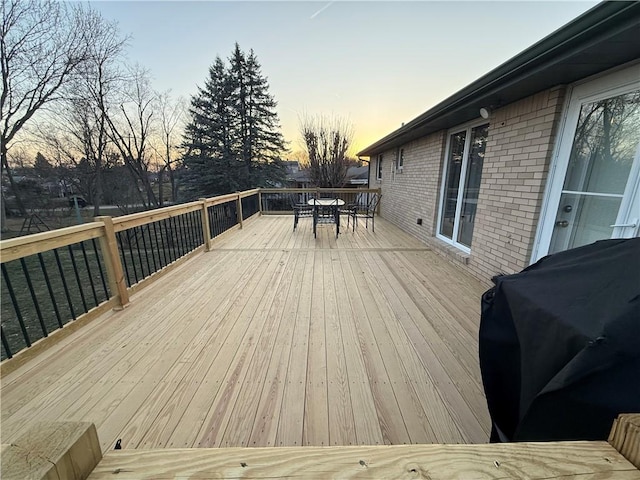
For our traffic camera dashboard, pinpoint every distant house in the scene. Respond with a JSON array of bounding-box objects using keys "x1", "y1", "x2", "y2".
[
  {"x1": 284, "y1": 161, "x2": 370, "y2": 188},
  {"x1": 346, "y1": 165, "x2": 369, "y2": 186},
  {"x1": 283, "y1": 161, "x2": 310, "y2": 188},
  {"x1": 358, "y1": 2, "x2": 640, "y2": 283}
]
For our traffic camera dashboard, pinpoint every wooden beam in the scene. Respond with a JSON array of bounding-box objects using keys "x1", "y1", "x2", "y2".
[
  {"x1": 236, "y1": 194, "x2": 244, "y2": 229},
  {"x1": 88, "y1": 441, "x2": 639, "y2": 479},
  {"x1": 1, "y1": 422, "x2": 101, "y2": 480},
  {"x1": 94, "y1": 216, "x2": 129, "y2": 308},
  {"x1": 199, "y1": 199, "x2": 212, "y2": 252},
  {"x1": 609, "y1": 413, "x2": 640, "y2": 469},
  {"x1": 0, "y1": 223, "x2": 103, "y2": 263},
  {"x1": 206, "y1": 193, "x2": 240, "y2": 206},
  {"x1": 238, "y1": 188, "x2": 260, "y2": 198},
  {"x1": 111, "y1": 203, "x2": 201, "y2": 233}
]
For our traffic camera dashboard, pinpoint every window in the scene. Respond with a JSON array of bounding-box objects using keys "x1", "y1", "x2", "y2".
[
  {"x1": 376, "y1": 154, "x2": 383, "y2": 180},
  {"x1": 437, "y1": 122, "x2": 489, "y2": 251},
  {"x1": 396, "y1": 148, "x2": 404, "y2": 172}
]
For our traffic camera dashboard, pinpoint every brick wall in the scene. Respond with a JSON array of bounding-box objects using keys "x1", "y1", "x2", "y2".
[
  {"x1": 468, "y1": 86, "x2": 566, "y2": 280},
  {"x1": 368, "y1": 86, "x2": 567, "y2": 284},
  {"x1": 369, "y1": 131, "x2": 446, "y2": 241}
]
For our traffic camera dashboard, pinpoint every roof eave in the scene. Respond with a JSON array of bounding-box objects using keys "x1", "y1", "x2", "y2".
[{"x1": 357, "y1": 1, "x2": 640, "y2": 157}]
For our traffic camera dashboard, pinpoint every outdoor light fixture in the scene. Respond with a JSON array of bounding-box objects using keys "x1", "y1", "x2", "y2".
[{"x1": 479, "y1": 107, "x2": 492, "y2": 119}]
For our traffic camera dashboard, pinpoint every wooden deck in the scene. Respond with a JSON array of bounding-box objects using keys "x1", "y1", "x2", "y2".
[{"x1": 0, "y1": 215, "x2": 491, "y2": 452}]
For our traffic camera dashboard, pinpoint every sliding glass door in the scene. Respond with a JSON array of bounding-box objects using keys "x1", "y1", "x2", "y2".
[{"x1": 438, "y1": 123, "x2": 489, "y2": 250}]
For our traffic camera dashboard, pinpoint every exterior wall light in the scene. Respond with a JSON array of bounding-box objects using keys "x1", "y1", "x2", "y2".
[{"x1": 479, "y1": 107, "x2": 492, "y2": 119}]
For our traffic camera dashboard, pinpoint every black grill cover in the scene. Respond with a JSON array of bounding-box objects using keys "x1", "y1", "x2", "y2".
[{"x1": 479, "y1": 237, "x2": 640, "y2": 442}]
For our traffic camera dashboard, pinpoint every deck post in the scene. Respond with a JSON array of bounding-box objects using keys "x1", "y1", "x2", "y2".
[
  {"x1": 258, "y1": 189, "x2": 263, "y2": 214},
  {"x1": 236, "y1": 193, "x2": 244, "y2": 229},
  {"x1": 1, "y1": 422, "x2": 102, "y2": 480},
  {"x1": 199, "y1": 198, "x2": 212, "y2": 251},
  {"x1": 608, "y1": 413, "x2": 640, "y2": 469},
  {"x1": 94, "y1": 216, "x2": 129, "y2": 308}
]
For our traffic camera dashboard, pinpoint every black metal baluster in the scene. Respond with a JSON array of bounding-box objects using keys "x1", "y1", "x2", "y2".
[
  {"x1": 181, "y1": 213, "x2": 190, "y2": 252},
  {"x1": 1, "y1": 263, "x2": 32, "y2": 347},
  {"x1": 173, "y1": 216, "x2": 184, "y2": 257},
  {"x1": 179, "y1": 215, "x2": 187, "y2": 256},
  {"x1": 20, "y1": 258, "x2": 48, "y2": 337},
  {"x1": 208, "y1": 206, "x2": 216, "y2": 238},
  {"x1": 91, "y1": 238, "x2": 109, "y2": 299},
  {"x1": 1, "y1": 325, "x2": 12, "y2": 359},
  {"x1": 133, "y1": 227, "x2": 146, "y2": 279},
  {"x1": 67, "y1": 245, "x2": 88, "y2": 313},
  {"x1": 154, "y1": 220, "x2": 168, "y2": 267},
  {"x1": 125, "y1": 229, "x2": 140, "y2": 284},
  {"x1": 163, "y1": 219, "x2": 172, "y2": 262},
  {"x1": 175, "y1": 215, "x2": 185, "y2": 255},
  {"x1": 139, "y1": 225, "x2": 153, "y2": 276},
  {"x1": 216, "y1": 206, "x2": 222, "y2": 237},
  {"x1": 54, "y1": 248, "x2": 76, "y2": 320},
  {"x1": 38, "y1": 253, "x2": 63, "y2": 329},
  {"x1": 116, "y1": 232, "x2": 133, "y2": 287},
  {"x1": 143, "y1": 224, "x2": 158, "y2": 274},
  {"x1": 185, "y1": 213, "x2": 195, "y2": 251},
  {"x1": 151, "y1": 222, "x2": 162, "y2": 270},
  {"x1": 164, "y1": 219, "x2": 176, "y2": 263},
  {"x1": 217, "y1": 205, "x2": 224, "y2": 234},
  {"x1": 80, "y1": 241, "x2": 99, "y2": 307},
  {"x1": 221, "y1": 204, "x2": 228, "y2": 231},
  {"x1": 193, "y1": 211, "x2": 203, "y2": 245},
  {"x1": 185, "y1": 212, "x2": 195, "y2": 250}
]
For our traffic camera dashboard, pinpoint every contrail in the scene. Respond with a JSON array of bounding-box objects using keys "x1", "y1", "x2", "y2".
[{"x1": 310, "y1": 2, "x2": 334, "y2": 19}]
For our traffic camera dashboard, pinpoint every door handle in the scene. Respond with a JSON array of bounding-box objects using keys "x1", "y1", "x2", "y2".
[{"x1": 609, "y1": 220, "x2": 638, "y2": 228}]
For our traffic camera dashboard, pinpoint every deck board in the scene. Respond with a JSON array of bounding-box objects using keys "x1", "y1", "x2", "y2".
[{"x1": 1, "y1": 215, "x2": 491, "y2": 450}]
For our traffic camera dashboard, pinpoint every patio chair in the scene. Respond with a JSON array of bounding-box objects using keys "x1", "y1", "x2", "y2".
[
  {"x1": 348, "y1": 193, "x2": 381, "y2": 232},
  {"x1": 340, "y1": 192, "x2": 364, "y2": 219},
  {"x1": 312, "y1": 198, "x2": 340, "y2": 238},
  {"x1": 290, "y1": 195, "x2": 313, "y2": 231}
]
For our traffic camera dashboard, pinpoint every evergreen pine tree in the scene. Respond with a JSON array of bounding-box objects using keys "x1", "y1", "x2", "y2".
[
  {"x1": 182, "y1": 56, "x2": 238, "y2": 197},
  {"x1": 243, "y1": 49, "x2": 286, "y2": 186},
  {"x1": 182, "y1": 44, "x2": 286, "y2": 198}
]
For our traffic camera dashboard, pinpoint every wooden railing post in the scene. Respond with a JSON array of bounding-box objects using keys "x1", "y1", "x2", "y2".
[
  {"x1": 199, "y1": 198, "x2": 212, "y2": 251},
  {"x1": 608, "y1": 413, "x2": 640, "y2": 469},
  {"x1": 258, "y1": 189, "x2": 263, "y2": 214},
  {"x1": 94, "y1": 216, "x2": 129, "y2": 309},
  {"x1": 236, "y1": 194, "x2": 244, "y2": 229}
]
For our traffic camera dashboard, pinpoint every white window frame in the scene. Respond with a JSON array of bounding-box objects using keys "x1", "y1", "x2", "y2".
[
  {"x1": 396, "y1": 148, "x2": 404, "y2": 172},
  {"x1": 436, "y1": 118, "x2": 489, "y2": 254},
  {"x1": 531, "y1": 62, "x2": 640, "y2": 262},
  {"x1": 376, "y1": 154, "x2": 383, "y2": 181}
]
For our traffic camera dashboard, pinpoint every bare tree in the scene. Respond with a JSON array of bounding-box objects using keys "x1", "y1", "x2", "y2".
[
  {"x1": 153, "y1": 90, "x2": 185, "y2": 205},
  {"x1": 1, "y1": 0, "x2": 91, "y2": 215},
  {"x1": 299, "y1": 114, "x2": 354, "y2": 188},
  {"x1": 101, "y1": 65, "x2": 158, "y2": 208}
]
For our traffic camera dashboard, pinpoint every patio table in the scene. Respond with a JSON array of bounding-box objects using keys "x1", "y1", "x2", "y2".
[{"x1": 308, "y1": 198, "x2": 344, "y2": 238}]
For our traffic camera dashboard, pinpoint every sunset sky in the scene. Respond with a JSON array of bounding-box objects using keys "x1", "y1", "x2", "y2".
[{"x1": 92, "y1": 1, "x2": 598, "y2": 156}]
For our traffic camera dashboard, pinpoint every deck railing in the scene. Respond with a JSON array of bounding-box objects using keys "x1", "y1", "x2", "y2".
[
  {"x1": 0, "y1": 190, "x2": 261, "y2": 363},
  {"x1": 0, "y1": 187, "x2": 379, "y2": 364},
  {"x1": 259, "y1": 188, "x2": 381, "y2": 214}
]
